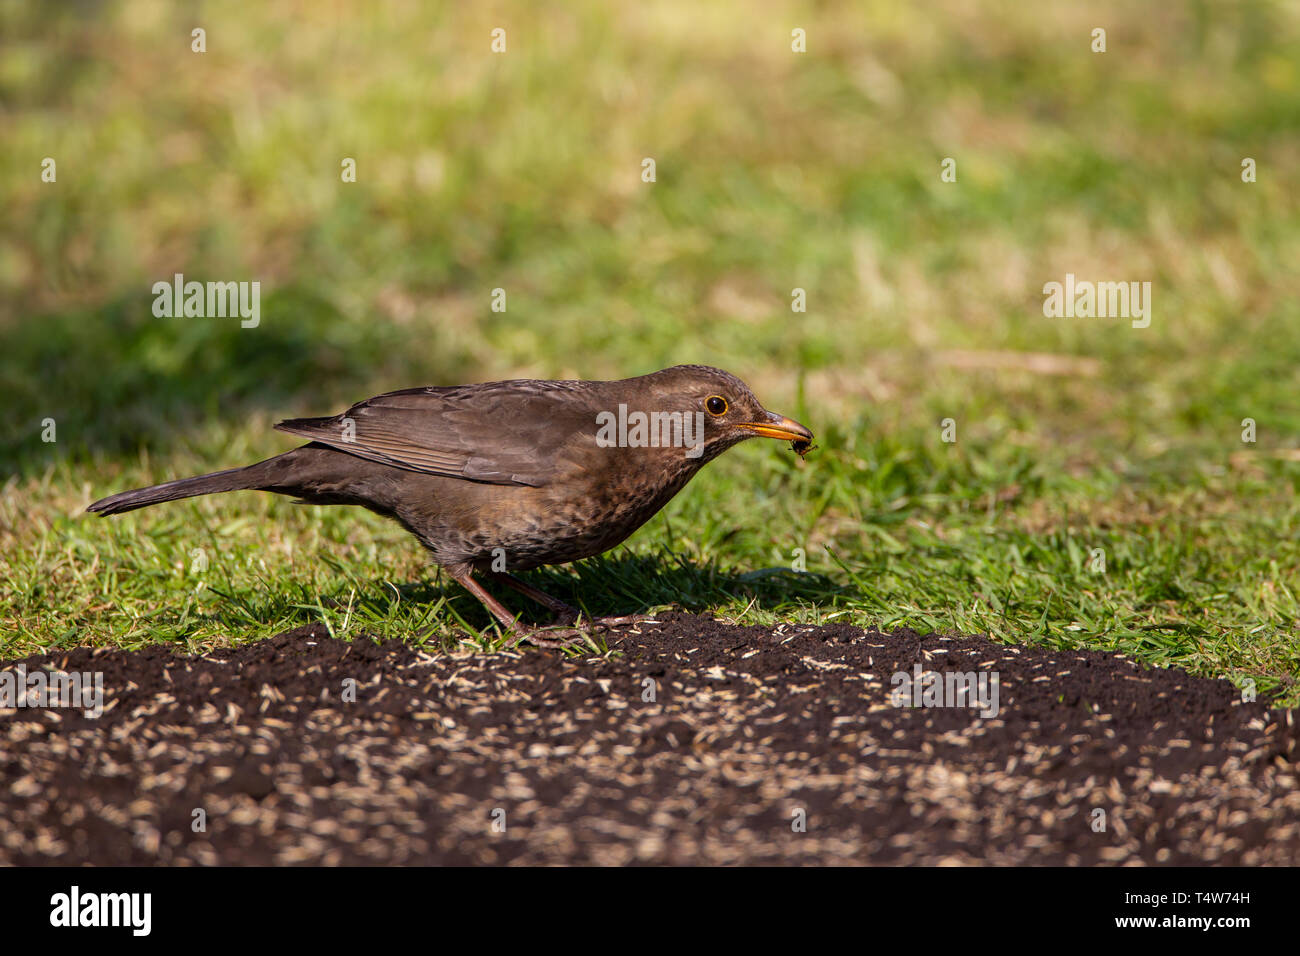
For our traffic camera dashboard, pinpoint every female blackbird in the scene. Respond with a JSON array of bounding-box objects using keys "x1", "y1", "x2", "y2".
[{"x1": 88, "y1": 365, "x2": 813, "y2": 644}]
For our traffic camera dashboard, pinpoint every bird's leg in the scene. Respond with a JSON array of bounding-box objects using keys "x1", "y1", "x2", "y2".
[
  {"x1": 447, "y1": 567, "x2": 580, "y2": 649},
  {"x1": 487, "y1": 571, "x2": 658, "y2": 630},
  {"x1": 486, "y1": 571, "x2": 581, "y2": 625},
  {"x1": 447, "y1": 567, "x2": 522, "y2": 633},
  {"x1": 447, "y1": 567, "x2": 655, "y2": 649}
]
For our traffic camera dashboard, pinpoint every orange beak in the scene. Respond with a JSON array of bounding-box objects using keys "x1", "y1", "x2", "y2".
[{"x1": 735, "y1": 411, "x2": 814, "y2": 444}]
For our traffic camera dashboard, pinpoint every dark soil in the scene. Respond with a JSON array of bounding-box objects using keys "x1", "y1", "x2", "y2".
[{"x1": 1, "y1": 613, "x2": 1296, "y2": 864}]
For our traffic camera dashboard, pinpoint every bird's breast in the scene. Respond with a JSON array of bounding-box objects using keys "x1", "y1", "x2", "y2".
[{"x1": 420, "y1": 446, "x2": 706, "y2": 570}]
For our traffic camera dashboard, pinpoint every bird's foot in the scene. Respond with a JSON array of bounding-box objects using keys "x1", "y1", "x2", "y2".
[
  {"x1": 584, "y1": 613, "x2": 660, "y2": 628},
  {"x1": 547, "y1": 607, "x2": 581, "y2": 627},
  {"x1": 509, "y1": 624, "x2": 591, "y2": 650},
  {"x1": 545, "y1": 610, "x2": 659, "y2": 629},
  {"x1": 510, "y1": 614, "x2": 659, "y2": 650},
  {"x1": 480, "y1": 572, "x2": 661, "y2": 637}
]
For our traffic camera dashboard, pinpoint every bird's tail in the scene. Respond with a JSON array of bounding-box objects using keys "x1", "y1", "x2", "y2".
[{"x1": 86, "y1": 464, "x2": 267, "y2": 516}]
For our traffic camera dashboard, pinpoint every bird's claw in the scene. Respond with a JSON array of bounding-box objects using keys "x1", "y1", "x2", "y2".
[{"x1": 509, "y1": 613, "x2": 658, "y2": 650}]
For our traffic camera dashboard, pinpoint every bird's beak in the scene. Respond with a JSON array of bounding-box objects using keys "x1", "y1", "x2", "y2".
[{"x1": 735, "y1": 410, "x2": 814, "y2": 443}]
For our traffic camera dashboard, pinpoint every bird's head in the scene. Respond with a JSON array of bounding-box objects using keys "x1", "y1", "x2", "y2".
[{"x1": 615, "y1": 365, "x2": 814, "y2": 464}]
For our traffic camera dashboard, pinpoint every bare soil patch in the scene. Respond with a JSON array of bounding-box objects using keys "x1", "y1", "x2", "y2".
[{"x1": 2, "y1": 613, "x2": 1295, "y2": 864}]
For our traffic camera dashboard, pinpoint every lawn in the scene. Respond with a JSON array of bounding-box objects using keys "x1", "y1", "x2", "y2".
[{"x1": 2, "y1": 0, "x2": 1298, "y2": 703}]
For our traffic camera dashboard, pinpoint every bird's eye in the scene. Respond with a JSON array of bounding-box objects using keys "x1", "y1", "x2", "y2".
[{"x1": 705, "y1": 395, "x2": 728, "y2": 416}]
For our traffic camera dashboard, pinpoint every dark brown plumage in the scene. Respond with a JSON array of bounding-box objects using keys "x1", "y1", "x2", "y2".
[{"x1": 87, "y1": 365, "x2": 813, "y2": 644}]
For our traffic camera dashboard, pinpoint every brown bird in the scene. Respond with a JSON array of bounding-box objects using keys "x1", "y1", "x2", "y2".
[{"x1": 87, "y1": 365, "x2": 814, "y2": 644}]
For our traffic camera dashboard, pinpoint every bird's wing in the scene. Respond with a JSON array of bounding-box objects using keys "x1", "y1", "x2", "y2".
[{"x1": 274, "y1": 382, "x2": 596, "y2": 487}]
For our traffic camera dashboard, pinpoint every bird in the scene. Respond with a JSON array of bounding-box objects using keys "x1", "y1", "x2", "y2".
[{"x1": 87, "y1": 365, "x2": 814, "y2": 645}]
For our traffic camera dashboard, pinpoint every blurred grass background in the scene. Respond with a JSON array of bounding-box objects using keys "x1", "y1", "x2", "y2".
[{"x1": 2, "y1": 0, "x2": 1299, "y2": 700}]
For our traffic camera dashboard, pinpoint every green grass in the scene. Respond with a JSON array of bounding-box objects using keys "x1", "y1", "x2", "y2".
[{"x1": 2, "y1": 0, "x2": 1299, "y2": 704}]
